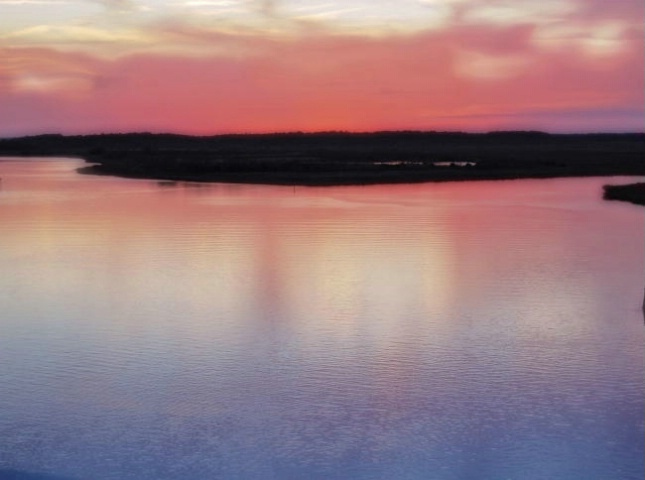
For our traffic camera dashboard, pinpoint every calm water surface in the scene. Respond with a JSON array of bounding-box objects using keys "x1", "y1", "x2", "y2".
[{"x1": 0, "y1": 158, "x2": 643, "y2": 480}]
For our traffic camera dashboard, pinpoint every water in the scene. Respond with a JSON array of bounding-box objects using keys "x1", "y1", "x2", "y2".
[{"x1": 0, "y1": 157, "x2": 643, "y2": 480}]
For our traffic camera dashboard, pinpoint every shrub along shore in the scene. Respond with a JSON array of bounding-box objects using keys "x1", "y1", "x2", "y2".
[
  {"x1": 603, "y1": 183, "x2": 645, "y2": 206},
  {"x1": 1, "y1": 131, "x2": 643, "y2": 190}
]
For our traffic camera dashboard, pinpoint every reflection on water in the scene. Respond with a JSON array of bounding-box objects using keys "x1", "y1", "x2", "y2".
[{"x1": 1, "y1": 158, "x2": 644, "y2": 480}]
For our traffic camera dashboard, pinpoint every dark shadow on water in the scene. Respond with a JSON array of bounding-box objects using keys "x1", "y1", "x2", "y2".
[
  {"x1": 157, "y1": 180, "x2": 178, "y2": 187},
  {"x1": 0, "y1": 470, "x2": 76, "y2": 480}
]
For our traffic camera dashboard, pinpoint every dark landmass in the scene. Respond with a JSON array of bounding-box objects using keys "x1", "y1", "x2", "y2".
[
  {"x1": 0, "y1": 131, "x2": 643, "y2": 186},
  {"x1": 603, "y1": 183, "x2": 645, "y2": 206}
]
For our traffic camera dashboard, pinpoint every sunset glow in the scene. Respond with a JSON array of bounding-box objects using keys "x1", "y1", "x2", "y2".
[{"x1": 1, "y1": 0, "x2": 643, "y2": 135}]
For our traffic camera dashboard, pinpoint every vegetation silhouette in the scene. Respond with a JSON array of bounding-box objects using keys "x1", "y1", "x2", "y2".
[
  {"x1": 0, "y1": 131, "x2": 643, "y2": 186},
  {"x1": 603, "y1": 182, "x2": 645, "y2": 206}
]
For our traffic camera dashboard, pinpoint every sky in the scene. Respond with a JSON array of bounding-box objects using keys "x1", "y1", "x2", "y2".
[{"x1": 0, "y1": 0, "x2": 643, "y2": 136}]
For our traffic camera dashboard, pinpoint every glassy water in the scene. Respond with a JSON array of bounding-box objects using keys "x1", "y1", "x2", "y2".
[{"x1": 1, "y1": 158, "x2": 643, "y2": 480}]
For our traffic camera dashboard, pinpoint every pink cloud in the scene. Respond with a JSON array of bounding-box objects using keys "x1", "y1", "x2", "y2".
[{"x1": 0, "y1": 14, "x2": 642, "y2": 135}]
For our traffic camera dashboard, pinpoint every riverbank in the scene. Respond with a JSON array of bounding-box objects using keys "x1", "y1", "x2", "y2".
[
  {"x1": 77, "y1": 162, "x2": 645, "y2": 186},
  {"x1": 2, "y1": 131, "x2": 644, "y2": 186},
  {"x1": 603, "y1": 183, "x2": 645, "y2": 206}
]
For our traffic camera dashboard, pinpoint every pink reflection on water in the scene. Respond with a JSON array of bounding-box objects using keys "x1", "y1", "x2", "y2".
[{"x1": 1, "y1": 158, "x2": 643, "y2": 478}]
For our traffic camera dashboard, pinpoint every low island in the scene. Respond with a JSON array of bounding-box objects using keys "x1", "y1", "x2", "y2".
[
  {"x1": 1, "y1": 131, "x2": 643, "y2": 190},
  {"x1": 603, "y1": 183, "x2": 645, "y2": 206}
]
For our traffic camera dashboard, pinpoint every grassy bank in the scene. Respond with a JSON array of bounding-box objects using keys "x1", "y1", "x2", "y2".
[
  {"x1": 2, "y1": 131, "x2": 644, "y2": 186},
  {"x1": 603, "y1": 183, "x2": 645, "y2": 206},
  {"x1": 77, "y1": 162, "x2": 644, "y2": 186}
]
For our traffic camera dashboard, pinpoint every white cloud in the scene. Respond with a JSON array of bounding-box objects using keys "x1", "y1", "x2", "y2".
[
  {"x1": 179, "y1": 0, "x2": 240, "y2": 6},
  {"x1": 2, "y1": 24, "x2": 152, "y2": 46},
  {"x1": 454, "y1": 50, "x2": 530, "y2": 80},
  {"x1": 462, "y1": 0, "x2": 578, "y2": 26},
  {"x1": 12, "y1": 72, "x2": 91, "y2": 94},
  {"x1": 533, "y1": 21, "x2": 628, "y2": 56},
  {"x1": 0, "y1": 0, "x2": 73, "y2": 4}
]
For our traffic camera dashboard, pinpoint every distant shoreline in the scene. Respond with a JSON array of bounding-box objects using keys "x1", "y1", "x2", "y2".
[
  {"x1": 603, "y1": 183, "x2": 645, "y2": 206},
  {"x1": 2, "y1": 131, "x2": 644, "y2": 189},
  {"x1": 76, "y1": 163, "x2": 644, "y2": 187}
]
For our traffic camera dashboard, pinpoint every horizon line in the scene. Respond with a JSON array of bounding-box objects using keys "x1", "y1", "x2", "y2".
[{"x1": 3, "y1": 129, "x2": 645, "y2": 141}]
